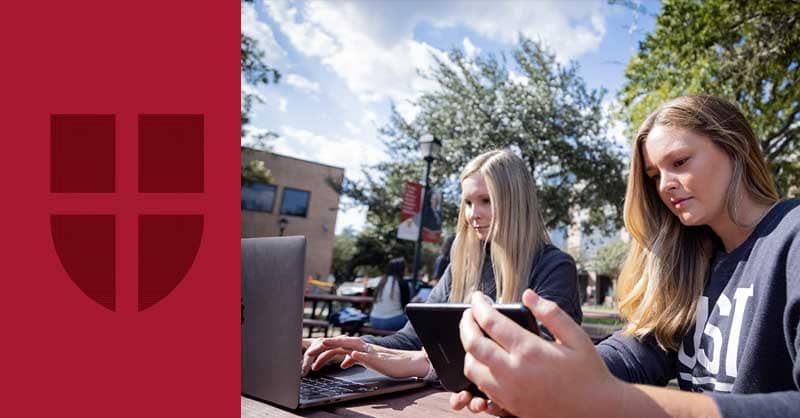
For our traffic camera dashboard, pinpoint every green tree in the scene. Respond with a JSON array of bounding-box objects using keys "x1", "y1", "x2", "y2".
[
  {"x1": 241, "y1": 31, "x2": 280, "y2": 145},
  {"x1": 240, "y1": 0, "x2": 280, "y2": 184},
  {"x1": 589, "y1": 239, "x2": 628, "y2": 278},
  {"x1": 241, "y1": 0, "x2": 280, "y2": 147},
  {"x1": 341, "y1": 164, "x2": 447, "y2": 278},
  {"x1": 620, "y1": 0, "x2": 800, "y2": 194},
  {"x1": 331, "y1": 229, "x2": 358, "y2": 282},
  {"x1": 240, "y1": 153, "x2": 272, "y2": 185},
  {"x1": 346, "y1": 37, "x2": 627, "y2": 253}
]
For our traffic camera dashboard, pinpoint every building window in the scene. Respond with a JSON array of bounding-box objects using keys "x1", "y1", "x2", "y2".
[
  {"x1": 280, "y1": 187, "x2": 310, "y2": 217},
  {"x1": 241, "y1": 182, "x2": 277, "y2": 213}
]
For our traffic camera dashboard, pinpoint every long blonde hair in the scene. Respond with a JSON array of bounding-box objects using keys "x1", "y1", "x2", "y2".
[
  {"x1": 449, "y1": 150, "x2": 550, "y2": 303},
  {"x1": 618, "y1": 94, "x2": 779, "y2": 349}
]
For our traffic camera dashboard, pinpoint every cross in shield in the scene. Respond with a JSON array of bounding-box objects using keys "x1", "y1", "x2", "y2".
[{"x1": 50, "y1": 114, "x2": 204, "y2": 312}]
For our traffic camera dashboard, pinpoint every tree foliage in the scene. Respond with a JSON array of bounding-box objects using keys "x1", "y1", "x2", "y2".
[
  {"x1": 347, "y1": 38, "x2": 626, "y2": 238},
  {"x1": 341, "y1": 38, "x2": 627, "y2": 275},
  {"x1": 341, "y1": 167, "x2": 441, "y2": 279},
  {"x1": 240, "y1": 155, "x2": 272, "y2": 185},
  {"x1": 620, "y1": 0, "x2": 800, "y2": 194},
  {"x1": 240, "y1": 0, "x2": 280, "y2": 183},
  {"x1": 330, "y1": 227, "x2": 438, "y2": 282},
  {"x1": 241, "y1": 0, "x2": 280, "y2": 144},
  {"x1": 589, "y1": 239, "x2": 628, "y2": 278},
  {"x1": 331, "y1": 229, "x2": 358, "y2": 282}
]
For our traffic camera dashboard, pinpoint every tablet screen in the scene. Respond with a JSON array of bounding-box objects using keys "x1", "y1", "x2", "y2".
[{"x1": 405, "y1": 303, "x2": 539, "y2": 394}]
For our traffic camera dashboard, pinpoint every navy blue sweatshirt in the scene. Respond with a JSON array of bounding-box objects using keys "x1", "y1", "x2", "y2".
[
  {"x1": 599, "y1": 199, "x2": 800, "y2": 418},
  {"x1": 363, "y1": 244, "x2": 583, "y2": 349}
]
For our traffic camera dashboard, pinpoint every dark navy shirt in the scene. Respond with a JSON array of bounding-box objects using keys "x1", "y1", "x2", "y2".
[
  {"x1": 363, "y1": 244, "x2": 582, "y2": 349},
  {"x1": 598, "y1": 199, "x2": 800, "y2": 418}
]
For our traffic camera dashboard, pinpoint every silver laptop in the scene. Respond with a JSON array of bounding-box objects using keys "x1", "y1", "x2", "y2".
[{"x1": 241, "y1": 236, "x2": 425, "y2": 409}]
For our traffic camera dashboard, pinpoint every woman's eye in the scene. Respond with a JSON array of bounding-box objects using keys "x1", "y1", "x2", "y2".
[
  {"x1": 482, "y1": 198, "x2": 490, "y2": 204},
  {"x1": 651, "y1": 174, "x2": 660, "y2": 182},
  {"x1": 674, "y1": 157, "x2": 689, "y2": 167},
  {"x1": 465, "y1": 200, "x2": 472, "y2": 207}
]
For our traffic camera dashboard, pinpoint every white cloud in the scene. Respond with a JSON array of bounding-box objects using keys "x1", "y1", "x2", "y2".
[
  {"x1": 285, "y1": 73, "x2": 321, "y2": 93},
  {"x1": 263, "y1": 0, "x2": 339, "y2": 57},
  {"x1": 264, "y1": 0, "x2": 608, "y2": 117},
  {"x1": 275, "y1": 126, "x2": 386, "y2": 184},
  {"x1": 428, "y1": 1, "x2": 607, "y2": 63},
  {"x1": 241, "y1": 126, "x2": 276, "y2": 149},
  {"x1": 278, "y1": 97, "x2": 288, "y2": 112},
  {"x1": 361, "y1": 110, "x2": 378, "y2": 126},
  {"x1": 250, "y1": 1, "x2": 615, "y2": 231},
  {"x1": 463, "y1": 37, "x2": 480, "y2": 60},
  {"x1": 265, "y1": 0, "x2": 448, "y2": 107},
  {"x1": 271, "y1": 125, "x2": 386, "y2": 230},
  {"x1": 262, "y1": 126, "x2": 387, "y2": 233},
  {"x1": 241, "y1": 2, "x2": 286, "y2": 64},
  {"x1": 345, "y1": 121, "x2": 361, "y2": 134},
  {"x1": 335, "y1": 205, "x2": 369, "y2": 234}
]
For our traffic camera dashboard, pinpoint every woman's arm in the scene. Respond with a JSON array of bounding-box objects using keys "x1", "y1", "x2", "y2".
[
  {"x1": 529, "y1": 248, "x2": 582, "y2": 327},
  {"x1": 596, "y1": 332, "x2": 676, "y2": 385},
  {"x1": 454, "y1": 290, "x2": 721, "y2": 418},
  {"x1": 303, "y1": 268, "x2": 454, "y2": 374},
  {"x1": 317, "y1": 336, "x2": 430, "y2": 379}
]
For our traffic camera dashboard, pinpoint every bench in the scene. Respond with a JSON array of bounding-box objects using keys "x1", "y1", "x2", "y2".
[
  {"x1": 581, "y1": 323, "x2": 618, "y2": 343},
  {"x1": 302, "y1": 318, "x2": 330, "y2": 338},
  {"x1": 340, "y1": 323, "x2": 396, "y2": 337}
]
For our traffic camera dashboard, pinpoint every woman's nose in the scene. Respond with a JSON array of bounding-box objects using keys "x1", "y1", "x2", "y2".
[{"x1": 659, "y1": 172, "x2": 679, "y2": 194}]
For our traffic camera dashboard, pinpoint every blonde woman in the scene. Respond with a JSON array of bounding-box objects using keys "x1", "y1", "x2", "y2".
[
  {"x1": 301, "y1": 149, "x2": 582, "y2": 379},
  {"x1": 453, "y1": 94, "x2": 800, "y2": 417}
]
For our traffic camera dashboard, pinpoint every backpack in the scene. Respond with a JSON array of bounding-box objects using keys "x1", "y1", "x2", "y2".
[{"x1": 327, "y1": 307, "x2": 368, "y2": 326}]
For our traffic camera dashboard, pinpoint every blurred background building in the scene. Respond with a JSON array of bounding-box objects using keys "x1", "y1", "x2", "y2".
[{"x1": 241, "y1": 148, "x2": 344, "y2": 280}]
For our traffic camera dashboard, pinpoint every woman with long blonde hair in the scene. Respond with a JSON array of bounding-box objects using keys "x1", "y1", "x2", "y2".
[
  {"x1": 301, "y1": 149, "x2": 582, "y2": 380},
  {"x1": 452, "y1": 94, "x2": 800, "y2": 418},
  {"x1": 449, "y1": 149, "x2": 564, "y2": 305}
]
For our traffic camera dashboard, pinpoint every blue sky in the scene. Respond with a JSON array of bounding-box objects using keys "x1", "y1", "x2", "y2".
[{"x1": 242, "y1": 0, "x2": 661, "y2": 234}]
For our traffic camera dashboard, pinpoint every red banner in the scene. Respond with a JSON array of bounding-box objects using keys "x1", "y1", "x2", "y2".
[
  {"x1": 400, "y1": 182, "x2": 422, "y2": 221},
  {"x1": 397, "y1": 182, "x2": 441, "y2": 243}
]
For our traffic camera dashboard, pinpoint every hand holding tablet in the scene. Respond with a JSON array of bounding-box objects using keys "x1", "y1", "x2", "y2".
[{"x1": 405, "y1": 298, "x2": 540, "y2": 394}]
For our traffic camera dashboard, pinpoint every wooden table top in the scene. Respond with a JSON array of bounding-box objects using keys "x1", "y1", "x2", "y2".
[
  {"x1": 304, "y1": 293, "x2": 375, "y2": 304},
  {"x1": 241, "y1": 387, "x2": 492, "y2": 417}
]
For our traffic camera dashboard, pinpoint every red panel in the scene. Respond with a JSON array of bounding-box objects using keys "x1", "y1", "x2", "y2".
[
  {"x1": 51, "y1": 215, "x2": 115, "y2": 310},
  {"x1": 51, "y1": 115, "x2": 115, "y2": 193},
  {"x1": 139, "y1": 114, "x2": 204, "y2": 193},
  {"x1": 3, "y1": 0, "x2": 239, "y2": 416},
  {"x1": 139, "y1": 214, "x2": 203, "y2": 311}
]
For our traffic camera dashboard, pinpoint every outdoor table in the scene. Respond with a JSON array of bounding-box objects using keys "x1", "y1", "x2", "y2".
[
  {"x1": 304, "y1": 293, "x2": 375, "y2": 319},
  {"x1": 303, "y1": 293, "x2": 376, "y2": 337},
  {"x1": 580, "y1": 309, "x2": 622, "y2": 343},
  {"x1": 241, "y1": 386, "x2": 492, "y2": 417}
]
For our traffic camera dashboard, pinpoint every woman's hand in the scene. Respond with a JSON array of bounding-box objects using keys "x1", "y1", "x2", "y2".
[
  {"x1": 450, "y1": 389, "x2": 511, "y2": 416},
  {"x1": 301, "y1": 337, "x2": 347, "y2": 376},
  {"x1": 320, "y1": 336, "x2": 430, "y2": 379},
  {"x1": 454, "y1": 290, "x2": 624, "y2": 418}
]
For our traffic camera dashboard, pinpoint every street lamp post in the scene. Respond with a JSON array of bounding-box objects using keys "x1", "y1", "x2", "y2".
[
  {"x1": 411, "y1": 134, "x2": 442, "y2": 284},
  {"x1": 278, "y1": 217, "x2": 288, "y2": 236}
]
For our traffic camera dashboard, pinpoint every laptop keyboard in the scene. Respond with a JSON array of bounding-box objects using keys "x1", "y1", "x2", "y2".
[{"x1": 300, "y1": 375, "x2": 376, "y2": 400}]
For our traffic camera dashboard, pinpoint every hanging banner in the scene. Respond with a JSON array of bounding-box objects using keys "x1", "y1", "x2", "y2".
[
  {"x1": 397, "y1": 182, "x2": 441, "y2": 243},
  {"x1": 422, "y1": 189, "x2": 443, "y2": 243}
]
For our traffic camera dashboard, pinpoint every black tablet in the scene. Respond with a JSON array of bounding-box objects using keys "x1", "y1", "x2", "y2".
[{"x1": 405, "y1": 302, "x2": 539, "y2": 394}]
